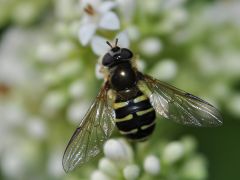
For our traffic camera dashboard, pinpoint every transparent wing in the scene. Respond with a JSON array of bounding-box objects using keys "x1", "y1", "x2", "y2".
[
  {"x1": 62, "y1": 82, "x2": 115, "y2": 172},
  {"x1": 138, "y1": 74, "x2": 223, "y2": 127}
]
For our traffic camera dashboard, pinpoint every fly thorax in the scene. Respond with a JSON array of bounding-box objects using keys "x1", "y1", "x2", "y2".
[{"x1": 110, "y1": 63, "x2": 137, "y2": 91}]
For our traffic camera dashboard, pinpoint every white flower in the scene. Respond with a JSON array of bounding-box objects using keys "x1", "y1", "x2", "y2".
[
  {"x1": 0, "y1": 102, "x2": 26, "y2": 127},
  {"x1": 1, "y1": 149, "x2": 25, "y2": 178},
  {"x1": 41, "y1": 91, "x2": 66, "y2": 115},
  {"x1": 36, "y1": 43, "x2": 60, "y2": 63},
  {"x1": 169, "y1": 8, "x2": 188, "y2": 25},
  {"x1": 163, "y1": 141, "x2": 184, "y2": 164},
  {"x1": 144, "y1": 155, "x2": 161, "y2": 175},
  {"x1": 68, "y1": 80, "x2": 86, "y2": 98},
  {"x1": 201, "y1": 1, "x2": 240, "y2": 26},
  {"x1": 57, "y1": 60, "x2": 82, "y2": 79},
  {"x1": 160, "y1": 8, "x2": 188, "y2": 33},
  {"x1": 57, "y1": 41, "x2": 75, "y2": 58},
  {"x1": 126, "y1": 26, "x2": 140, "y2": 41},
  {"x1": 139, "y1": 37, "x2": 163, "y2": 56},
  {"x1": 26, "y1": 117, "x2": 47, "y2": 140},
  {"x1": 67, "y1": 101, "x2": 90, "y2": 124},
  {"x1": 42, "y1": 71, "x2": 59, "y2": 86},
  {"x1": 150, "y1": 59, "x2": 178, "y2": 81},
  {"x1": 47, "y1": 151, "x2": 65, "y2": 177},
  {"x1": 103, "y1": 138, "x2": 133, "y2": 164},
  {"x1": 95, "y1": 62, "x2": 105, "y2": 79},
  {"x1": 38, "y1": 40, "x2": 75, "y2": 66},
  {"x1": 98, "y1": 158, "x2": 120, "y2": 178},
  {"x1": 211, "y1": 82, "x2": 230, "y2": 101},
  {"x1": 78, "y1": 0, "x2": 119, "y2": 46},
  {"x1": 123, "y1": 164, "x2": 140, "y2": 180},
  {"x1": 180, "y1": 155, "x2": 207, "y2": 179},
  {"x1": 0, "y1": 28, "x2": 34, "y2": 86},
  {"x1": 1, "y1": 140, "x2": 37, "y2": 179},
  {"x1": 91, "y1": 170, "x2": 110, "y2": 180},
  {"x1": 181, "y1": 136, "x2": 197, "y2": 155}
]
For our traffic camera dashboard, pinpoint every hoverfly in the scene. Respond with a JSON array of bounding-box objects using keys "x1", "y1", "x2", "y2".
[{"x1": 62, "y1": 39, "x2": 223, "y2": 172}]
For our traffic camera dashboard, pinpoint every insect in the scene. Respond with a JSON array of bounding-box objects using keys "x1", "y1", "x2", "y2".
[{"x1": 62, "y1": 39, "x2": 223, "y2": 172}]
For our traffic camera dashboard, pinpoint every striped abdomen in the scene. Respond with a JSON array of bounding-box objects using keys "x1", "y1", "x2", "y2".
[{"x1": 113, "y1": 91, "x2": 156, "y2": 141}]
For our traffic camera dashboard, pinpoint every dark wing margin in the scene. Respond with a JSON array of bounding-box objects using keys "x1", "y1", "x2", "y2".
[
  {"x1": 62, "y1": 82, "x2": 115, "y2": 172},
  {"x1": 138, "y1": 74, "x2": 223, "y2": 127}
]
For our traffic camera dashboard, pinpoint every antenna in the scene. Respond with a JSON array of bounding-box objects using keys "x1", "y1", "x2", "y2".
[
  {"x1": 106, "y1": 41, "x2": 113, "y2": 48},
  {"x1": 106, "y1": 39, "x2": 119, "y2": 48},
  {"x1": 115, "y1": 38, "x2": 118, "y2": 47}
]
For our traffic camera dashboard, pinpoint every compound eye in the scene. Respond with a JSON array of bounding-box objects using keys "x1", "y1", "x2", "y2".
[
  {"x1": 102, "y1": 53, "x2": 113, "y2": 66},
  {"x1": 121, "y1": 48, "x2": 133, "y2": 59}
]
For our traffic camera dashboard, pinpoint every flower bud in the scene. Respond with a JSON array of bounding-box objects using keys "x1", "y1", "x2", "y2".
[
  {"x1": 180, "y1": 155, "x2": 207, "y2": 179},
  {"x1": 27, "y1": 117, "x2": 47, "y2": 139},
  {"x1": 67, "y1": 101, "x2": 90, "y2": 124},
  {"x1": 144, "y1": 155, "x2": 161, "y2": 175},
  {"x1": 98, "y1": 158, "x2": 120, "y2": 178},
  {"x1": 103, "y1": 139, "x2": 133, "y2": 164},
  {"x1": 68, "y1": 80, "x2": 86, "y2": 98},
  {"x1": 163, "y1": 141, "x2": 184, "y2": 164},
  {"x1": 57, "y1": 60, "x2": 81, "y2": 79},
  {"x1": 42, "y1": 91, "x2": 66, "y2": 115},
  {"x1": 123, "y1": 164, "x2": 140, "y2": 180},
  {"x1": 150, "y1": 59, "x2": 177, "y2": 81},
  {"x1": 36, "y1": 43, "x2": 59, "y2": 63},
  {"x1": 181, "y1": 136, "x2": 197, "y2": 155},
  {"x1": 140, "y1": 38, "x2": 163, "y2": 57},
  {"x1": 91, "y1": 170, "x2": 110, "y2": 180}
]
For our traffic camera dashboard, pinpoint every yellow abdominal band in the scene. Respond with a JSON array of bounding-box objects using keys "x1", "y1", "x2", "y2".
[{"x1": 115, "y1": 114, "x2": 133, "y2": 122}]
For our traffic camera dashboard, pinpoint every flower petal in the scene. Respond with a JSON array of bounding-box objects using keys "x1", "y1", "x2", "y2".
[
  {"x1": 99, "y1": 1, "x2": 117, "y2": 13},
  {"x1": 91, "y1": 36, "x2": 110, "y2": 56},
  {"x1": 78, "y1": 23, "x2": 97, "y2": 46},
  {"x1": 99, "y1": 12, "x2": 120, "y2": 30},
  {"x1": 115, "y1": 31, "x2": 129, "y2": 48},
  {"x1": 95, "y1": 63, "x2": 104, "y2": 79}
]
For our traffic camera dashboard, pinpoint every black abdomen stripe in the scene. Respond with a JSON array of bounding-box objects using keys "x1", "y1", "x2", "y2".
[
  {"x1": 113, "y1": 92, "x2": 156, "y2": 141},
  {"x1": 115, "y1": 111, "x2": 155, "y2": 131},
  {"x1": 115, "y1": 99, "x2": 152, "y2": 118}
]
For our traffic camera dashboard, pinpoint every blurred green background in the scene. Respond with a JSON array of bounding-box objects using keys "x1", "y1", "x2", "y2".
[{"x1": 0, "y1": 0, "x2": 240, "y2": 180}]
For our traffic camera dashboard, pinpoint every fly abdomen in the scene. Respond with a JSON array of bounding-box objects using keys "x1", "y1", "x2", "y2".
[{"x1": 113, "y1": 92, "x2": 156, "y2": 141}]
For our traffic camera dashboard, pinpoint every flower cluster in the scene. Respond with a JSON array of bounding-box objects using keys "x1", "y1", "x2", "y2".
[
  {"x1": 75, "y1": 0, "x2": 134, "y2": 57},
  {"x1": 91, "y1": 136, "x2": 207, "y2": 180},
  {"x1": 0, "y1": 0, "x2": 239, "y2": 180}
]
